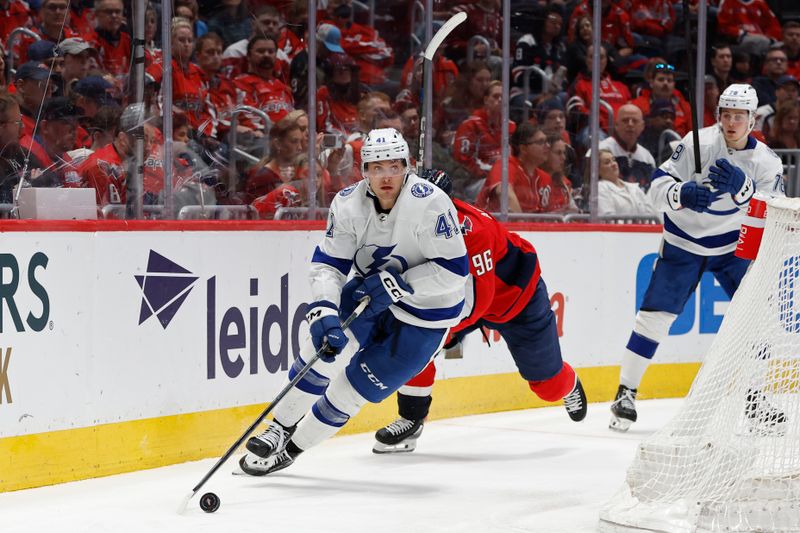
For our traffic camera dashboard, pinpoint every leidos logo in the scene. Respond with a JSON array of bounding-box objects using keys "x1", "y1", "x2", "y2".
[
  {"x1": 136, "y1": 251, "x2": 309, "y2": 380},
  {"x1": 135, "y1": 250, "x2": 198, "y2": 329}
]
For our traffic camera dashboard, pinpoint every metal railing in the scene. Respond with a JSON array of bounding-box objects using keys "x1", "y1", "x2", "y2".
[
  {"x1": 488, "y1": 212, "x2": 660, "y2": 224},
  {"x1": 466, "y1": 35, "x2": 492, "y2": 63},
  {"x1": 518, "y1": 65, "x2": 551, "y2": 121},
  {"x1": 657, "y1": 129, "x2": 681, "y2": 163},
  {"x1": 6, "y1": 27, "x2": 40, "y2": 75},
  {"x1": 101, "y1": 204, "x2": 164, "y2": 219},
  {"x1": 274, "y1": 206, "x2": 329, "y2": 220},
  {"x1": 774, "y1": 149, "x2": 800, "y2": 198},
  {"x1": 177, "y1": 205, "x2": 258, "y2": 220},
  {"x1": 229, "y1": 105, "x2": 271, "y2": 192}
]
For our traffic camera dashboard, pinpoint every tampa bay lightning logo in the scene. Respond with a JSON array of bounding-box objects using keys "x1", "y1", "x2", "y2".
[
  {"x1": 354, "y1": 244, "x2": 409, "y2": 277},
  {"x1": 410, "y1": 182, "x2": 433, "y2": 198},
  {"x1": 339, "y1": 184, "x2": 357, "y2": 197}
]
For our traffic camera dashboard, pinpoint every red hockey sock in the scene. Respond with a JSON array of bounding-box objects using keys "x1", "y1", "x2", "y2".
[
  {"x1": 406, "y1": 360, "x2": 436, "y2": 388},
  {"x1": 528, "y1": 362, "x2": 576, "y2": 402}
]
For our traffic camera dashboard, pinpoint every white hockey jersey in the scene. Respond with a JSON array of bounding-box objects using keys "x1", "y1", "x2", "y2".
[
  {"x1": 648, "y1": 126, "x2": 785, "y2": 256},
  {"x1": 309, "y1": 173, "x2": 469, "y2": 329}
]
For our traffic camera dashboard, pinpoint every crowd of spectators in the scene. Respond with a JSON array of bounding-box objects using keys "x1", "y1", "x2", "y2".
[{"x1": 0, "y1": 0, "x2": 797, "y2": 220}]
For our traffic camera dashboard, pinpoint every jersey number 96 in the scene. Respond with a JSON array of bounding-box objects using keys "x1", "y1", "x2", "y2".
[{"x1": 472, "y1": 250, "x2": 493, "y2": 276}]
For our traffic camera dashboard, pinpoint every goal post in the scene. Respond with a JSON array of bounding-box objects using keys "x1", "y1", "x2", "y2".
[{"x1": 600, "y1": 197, "x2": 800, "y2": 533}]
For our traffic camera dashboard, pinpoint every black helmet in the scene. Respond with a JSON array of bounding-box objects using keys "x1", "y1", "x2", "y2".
[{"x1": 419, "y1": 168, "x2": 453, "y2": 197}]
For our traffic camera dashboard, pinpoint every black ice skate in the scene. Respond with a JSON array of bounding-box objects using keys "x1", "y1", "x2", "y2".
[
  {"x1": 609, "y1": 385, "x2": 637, "y2": 432},
  {"x1": 246, "y1": 421, "x2": 295, "y2": 458},
  {"x1": 745, "y1": 388, "x2": 787, "y2": 434},
  {"x1": 373, "y1": 418, "x2": 424, "y2": 454},
  {"x1": 238, "y1": 449, "x2": 296, "y2": 476},
  {"x1": 563, "y1": 377, "x2": 587, "y2": 421}
]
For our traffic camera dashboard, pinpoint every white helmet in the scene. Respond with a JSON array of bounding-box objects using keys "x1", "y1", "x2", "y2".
[
  {"x1": 361, "y1": 128, "x2": 410, "y2": 176},
  {"x1": 717, "y1": 83, "x2": 758, "y2": 137}
]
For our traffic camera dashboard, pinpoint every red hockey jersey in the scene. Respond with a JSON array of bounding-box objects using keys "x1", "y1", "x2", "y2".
[
  {"x1": 717, "y1": 0, "x2": 781, "y2": 42},
  {"x1": 452, "y1": 198, "x2": 541, "y2": 330},
  {"x1": 453, "y1": 109, "x2": 516, "y2": 182}
]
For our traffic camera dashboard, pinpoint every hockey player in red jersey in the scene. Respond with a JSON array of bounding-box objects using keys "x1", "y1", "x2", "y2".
[{"x1": 373, "y1": 169, "x2": 587, "y2": 453}]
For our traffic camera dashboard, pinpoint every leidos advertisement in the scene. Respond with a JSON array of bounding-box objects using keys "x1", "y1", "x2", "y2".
[{"x1": 0, "y1": 228, "x2": 723, "y2": 438}]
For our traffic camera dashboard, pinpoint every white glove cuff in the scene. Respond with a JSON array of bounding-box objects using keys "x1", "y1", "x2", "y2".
[
  {"x1": 306, "y1": 304, "x2": 338, "y2": 325},
  {"x1": 667, "y1": 182, "x2": 684, "y2": 211},
  {"x1": 733, "y1": 175, "x2": 755, "y2": 205},
  {"x1": 378, "y1": 271, "x2": 412, "y2": 303}
]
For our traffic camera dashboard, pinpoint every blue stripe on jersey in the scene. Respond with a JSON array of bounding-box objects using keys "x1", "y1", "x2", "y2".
[
  {"x1": 495, "y1": 240, "x2": 538, "y2": 290},
  {"x1": 396, "y1": 299, "x2": 465, "y2": 321},
  {"x1": 312, "y1": 246, "x2": 352, "y2": 275},
  {"x1": 312, "y1": 394, "x2": 350, "y2": 427},
  {"x1": 705, "y1": 206, "x2": 740, "y2": 216},
  {"x1": 289, "y1": 357, "x2": 330, "y2": 395},
  {"x1": 663, "y1": 215, "x2": 740, "y2": 248},
  {"x1": 626, "y1": 331, "x2": 659, "y2": 359},
  {"x1": 653, "y1": 168, "x2": 675, "y2": 182},
  {"x1": 744, "y1": 136, "x2": 756, "y2": 150},
  {"x1": 432, "y1": 254, "x2": 469, "y2": 277}
]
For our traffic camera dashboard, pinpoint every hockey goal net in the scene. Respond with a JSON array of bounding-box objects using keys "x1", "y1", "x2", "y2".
[{"x1": 600, "y1": 197, "x2": 800, "y2": 533}]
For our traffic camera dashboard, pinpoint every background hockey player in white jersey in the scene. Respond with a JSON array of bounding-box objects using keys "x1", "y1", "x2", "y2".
[
  {"x1": 610, "y1": 84, "x2": 786, "y2": 432},
  {"x1": 238, "y1": 128, "x2": 469, "y2": 475}
]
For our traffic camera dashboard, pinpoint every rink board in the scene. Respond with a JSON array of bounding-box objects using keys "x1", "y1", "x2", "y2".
[{"x1": 0, "y1": 221, "x2": 717, "y2": 491}]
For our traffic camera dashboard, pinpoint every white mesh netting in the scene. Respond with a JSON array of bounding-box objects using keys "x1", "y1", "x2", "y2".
[{"x1": 599, "y1": 197, "x2": 800, "y2": 533}]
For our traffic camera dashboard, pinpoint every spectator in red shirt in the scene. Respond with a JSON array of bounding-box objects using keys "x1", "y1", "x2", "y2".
[
  {"x1": 453, "y1": 80, "x2": 516, "y2": 202},
  {"x1": 326, "y1": 2, "x2": 394, "y2": 89},
  {"x1": 243, "y1": 113, "x2": 304, "y2": 203},
  {"x1": 541, "y1": 135, "x2": 578, "y2": 213},
  {"x1": 477, "y1": 123, "x2": 551, "y2": 213},
  {"x1": 570, "y1": 44, "x2": 631, "y2": 143},
  {"x1": 0, "y1": 0, "x2": 32, "y2": 44},
  {"x1": 234, "y1": 35, "x2": 295, "y2": 128},
  {"x1": 57, "y1": 38, "x2": 95, "y2": 95},
  {"x1": 630, "y1": 0, "x2": 674, "y2": 41},
  {"x1": 717, "y1": 0, "x2": 781, "y2": 57},
  {"x1": 90, "y1": 0, "x2": 131, "y2": 77},
  {"x1": 442, "y1": 60, "x2": 492, "y2": 139},
  {"x1": 316, "y1": 53, "x2": 361, "y2": 135},
  {"x1": 569, "y1": 0, "x2": 634, "y2": 58},
  {"x1": 79, "y1": 108, "x2": 135, "y2": 206},
  {"x1": 221, "y1": 6, "x2": 291, "y2": 82},
  {"x1": 399, "y1": 51, "x2": 458, "y2": 97},
  {"x1": 70, "y1": 76, "x2": 117, "y2": 149},
  {"x1": 252, "y1": 153, "x2": 334, "y2": 218},
  {"x1": 785, "y1": 21, "x2": 800, "y2": 80},
  {"x1": 68, "y1": 0, "x2": 95, "y2": 38},
  {"x1": 146, "y1": 18, "x2": 215, "y2": 137},
  {"x1": 709, "y1": 44, "x2": 733, "y2": 92},
  {"x1": 144, "y1": 4, "x2": 161, "y2": 67},
  {"x1": 20, "y1": 97, "x2": 81, "y2": 187},
  {"x1": 631, "y1": 60, "x2": 692, "y2": 136},
  {"x1": 14, "y1": 62, "x2": 55, "y2": 138},
  {"x1": 12, "y1": 0, "x2": 79, "y2": 65},
  {"x1": 452, "y1": 0, "x2": 502, "y2": 51},
  {"x1": 196, "y1": 32, "x2": 258, "y2": 138}
]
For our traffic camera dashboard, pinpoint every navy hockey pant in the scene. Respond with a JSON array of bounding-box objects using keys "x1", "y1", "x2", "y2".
[{"x1": 640, "y1": 241, "x2": 750, "y2": 315}]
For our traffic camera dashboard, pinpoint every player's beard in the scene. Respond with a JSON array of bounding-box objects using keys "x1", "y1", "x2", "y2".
[{"x1": 258, "y1": 57, "x2": 275, "y2": 71}]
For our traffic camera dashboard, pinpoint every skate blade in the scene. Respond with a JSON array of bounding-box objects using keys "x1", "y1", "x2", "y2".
[
  {"x1": 609, "y1": 415, "x2": 632, "y2": 432},
  {"x1": 372, "y1": 440, "x2": 418, "y2": 454}
]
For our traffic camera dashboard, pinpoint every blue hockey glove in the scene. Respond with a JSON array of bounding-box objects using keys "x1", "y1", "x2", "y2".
[
  {"x1": 678, "y1": 181, "x2": 719, "y2": 212},
  {"x1": 306, "y1": 301, "x2": 348, "y2": 362},
  {"x1": 352, "y1": 269, "x2": 414, "y2": 319},
  {"x1": 708, "y1": 158, "x2": 753, "y2": 204}
]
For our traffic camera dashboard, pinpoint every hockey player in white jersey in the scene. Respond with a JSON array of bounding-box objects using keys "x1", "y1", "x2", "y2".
[
  {"x1": 238, "y1": 127, "x2": 468, "y2": 475},
  {"x1": 610, "y1": 83, "x2": 786, "y2": 432}
]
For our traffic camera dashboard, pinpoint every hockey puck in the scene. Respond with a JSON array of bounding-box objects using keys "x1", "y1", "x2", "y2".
[{"x1": 199, "y1": 492, "x2": 221, "y2": 513}]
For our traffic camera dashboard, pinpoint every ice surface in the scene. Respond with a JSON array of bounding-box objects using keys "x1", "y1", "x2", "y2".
[{"x1": 0, "y1": 399, "x2": 682, "y2": 533}]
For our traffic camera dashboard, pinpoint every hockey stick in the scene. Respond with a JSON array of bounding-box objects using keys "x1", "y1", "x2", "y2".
[
  {"x1": 417, "y1": 11, "x2": 467, "y2": 173},
  {"x1": 682, "y1": 0, "x2": 702, "y2": 176},
  {"x1": 177, "y1": 297, "x2": 370, "y2": 514}
]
